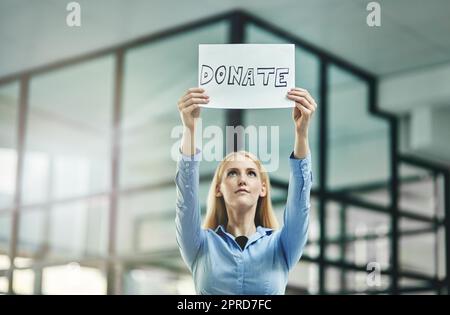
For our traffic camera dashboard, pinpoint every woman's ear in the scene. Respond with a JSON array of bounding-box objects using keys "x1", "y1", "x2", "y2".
[
  {"x1": 260, "y1": 182, "x2": 267, "y2": 197},
  {"x1": 215, "y1": 184, "x2": 222, "y2": 197}
]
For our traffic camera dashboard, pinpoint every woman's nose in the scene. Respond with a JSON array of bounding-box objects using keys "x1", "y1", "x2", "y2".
[{"x1": 238, "y1": 176, "x2": 247, "y2": 185}]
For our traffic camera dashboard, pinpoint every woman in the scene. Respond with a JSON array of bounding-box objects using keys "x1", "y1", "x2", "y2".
[{"x1": 175, "y1": 87, "x2": 316, "y2": 295}]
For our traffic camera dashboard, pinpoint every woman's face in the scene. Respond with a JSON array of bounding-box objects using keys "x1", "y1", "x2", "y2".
[{"x1": 217, "y1": 156, "x2": 266, "y2": 213}]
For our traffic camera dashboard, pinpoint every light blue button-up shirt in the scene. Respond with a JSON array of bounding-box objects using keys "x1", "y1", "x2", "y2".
[{"x1": 175, "y1": 150, "x2": 312, "y2": 295}]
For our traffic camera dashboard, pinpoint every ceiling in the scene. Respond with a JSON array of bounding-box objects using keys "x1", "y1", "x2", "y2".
[{"x1": 1, "y1": 0, "x2": 450, "y2": 79}]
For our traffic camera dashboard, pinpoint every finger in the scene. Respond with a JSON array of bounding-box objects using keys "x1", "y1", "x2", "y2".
[
  {"x1": 179, "y1": 88, "x2": 205, "y2": 102},
  {"x1": 291, "y1": 87, "x2": 308, "y2": 94},
  {"x1": 296, "y1": 103, "x2": 312, "y2": 117},
  {"x1": 178, "y1": 98, "x2": 201, "y2": 110},
  {"x1": 288, "y1": 90, "x2": 317, "y2": 109},
  {"x1": 187, "y1": 87, "x2": 205, "y2": 94},
  {"x1": 182, "y1": 103, "x2": 200, "y2": 114},
  {"x1": 181, "y1": 92, "x2": 209, "y2": 103},
  {"x1": 287, "y1": 95, "x2": 315, "y2": 111},
  {"x1": 290, "y1": 88, "x2": 317, "y2": 107},
  {"x1": 182, "y1": 97, "x2": 209, "y2": 108}
]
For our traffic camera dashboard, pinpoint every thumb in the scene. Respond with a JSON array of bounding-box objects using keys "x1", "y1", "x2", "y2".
[{"x1": 296, "y1": 104, "x2": 306, "y2": 118}]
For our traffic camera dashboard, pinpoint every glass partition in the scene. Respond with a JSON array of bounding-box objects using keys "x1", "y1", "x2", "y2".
[
  {"x1": 117, "y1": 23, "x2": 228, "y2": 263},
  {"x1": 23, "y1": 57, "x2": 114, "y2": 205},
  {"x1": 245, "y1": 24, "x2": 319, "y2": 188},
  {"x1": 327, "y1": 65, "x2": 390, "y2": 207},
  {"x1": 0, "y1": 82, "x2": 19, "y2": 211},
  {"x1": 398, "y1": 161, "x2": 445, "y2": 294}
]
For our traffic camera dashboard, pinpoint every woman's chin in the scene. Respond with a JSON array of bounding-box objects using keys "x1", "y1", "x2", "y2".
[{"x1": 230, "y1": 198, "x2": 257, "y2": 210}]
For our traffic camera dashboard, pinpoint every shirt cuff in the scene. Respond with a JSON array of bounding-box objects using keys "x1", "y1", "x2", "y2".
[
  {"x1": 289, "y1": 151, "x2": 312, "y2": 180},
  {"x1": 180, "y1": 148, "x2": 202, "y2": 162}
]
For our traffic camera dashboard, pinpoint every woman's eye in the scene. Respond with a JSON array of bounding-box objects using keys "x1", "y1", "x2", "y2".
[
  {"x1": 248, "y1": 171, "x2": 257, "y2": 177},
  {"x1": 227, "y1": 171, "x2": 237, "y2": 176}
]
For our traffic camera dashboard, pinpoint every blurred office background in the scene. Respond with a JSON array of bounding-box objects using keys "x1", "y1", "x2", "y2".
[{"x1": 0, "y1": 0, "x2": 449, "y2": 294}]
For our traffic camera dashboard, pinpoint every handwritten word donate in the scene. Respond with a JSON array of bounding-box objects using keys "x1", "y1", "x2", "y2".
[
  {"x1": 198, "y1": 44, "x2": 294, "y2": 109},
  {"x1": 200, "y1": 65, "x2": 289, "y2": 87}
]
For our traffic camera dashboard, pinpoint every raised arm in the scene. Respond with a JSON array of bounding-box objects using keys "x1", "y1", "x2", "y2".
[
  {"x1": 278, "y1": 87, "x2": 317, "y2": 270},
  {"x1": 175, "y1": 88, "x2": 209, "y2": 271}
]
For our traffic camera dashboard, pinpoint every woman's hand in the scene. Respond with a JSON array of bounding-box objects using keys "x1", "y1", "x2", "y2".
[
  {"x1": 177, "y1": 87, "x2": 209, "y2": 131},
  {"x1": 288, "y1": 87, "x2": 317, "y2": 138},
  {"x1": 288, "y1": 87, "x2": 318, "y2": 159},
  {"x1": 178, "y1": 87, "x2": 209, "y2": 156}
]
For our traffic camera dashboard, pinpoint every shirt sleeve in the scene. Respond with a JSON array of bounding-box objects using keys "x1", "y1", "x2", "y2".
[
  {"x1": 278, "y1": 151, "x2": 313, "y2": 270},
  {"x1": 175, "y1": 149, "x2": 205, "y2": 272}
]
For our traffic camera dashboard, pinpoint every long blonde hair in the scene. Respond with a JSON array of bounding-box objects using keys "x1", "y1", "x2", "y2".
[{"x1": 203, "y1": 151, "x2": 279, "y2": 230}]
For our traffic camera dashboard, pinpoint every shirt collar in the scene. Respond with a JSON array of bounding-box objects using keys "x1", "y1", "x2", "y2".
[{"x1": 215, "y1": 225, "x2": 273, "y2": 243}]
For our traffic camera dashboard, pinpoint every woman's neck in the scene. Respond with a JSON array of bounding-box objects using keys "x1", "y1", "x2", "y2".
[{"x1": 226, "y1": 209, "x2": 257, "y2": 238}]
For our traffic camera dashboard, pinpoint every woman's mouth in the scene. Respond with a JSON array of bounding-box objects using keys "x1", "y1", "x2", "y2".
[{"x1": 235, "y1": 188, "x2": 249, "y2": 193}]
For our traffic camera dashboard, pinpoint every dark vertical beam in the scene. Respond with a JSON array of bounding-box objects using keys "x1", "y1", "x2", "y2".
[
  {"x1": 228, "y1": 11, "x2": 246, "y2": 52},
  {"x1": 389, "y1": 117, "x2": 399, "y2": 294},
  {"x1": 444, "y1": 172, "x2": 450, "y2": 294},
  {"x1": 226, "y1": 11, "x2": 246, "y2": 153},
  {"x1": 370, "y1": 78, "x2": 400, "y2": 294},
  {"x1": 318, "y1": 60, "x2": 328, "y2": 294},
  {"x1": 8, "y1": 76, "x2": 29, "y2": 294},
  {"x1": 107, "y1": 49, "x2": 124, "y2": 295}
]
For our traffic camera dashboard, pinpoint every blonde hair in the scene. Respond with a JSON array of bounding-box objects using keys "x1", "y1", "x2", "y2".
[{"x1": 203, "y1": 151, "x2": 279, "y2": 230}]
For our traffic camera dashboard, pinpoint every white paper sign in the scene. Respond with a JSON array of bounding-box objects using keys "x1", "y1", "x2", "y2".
[{"x1": 198, "y1": 44, "x2": 295, "y2": 109}]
